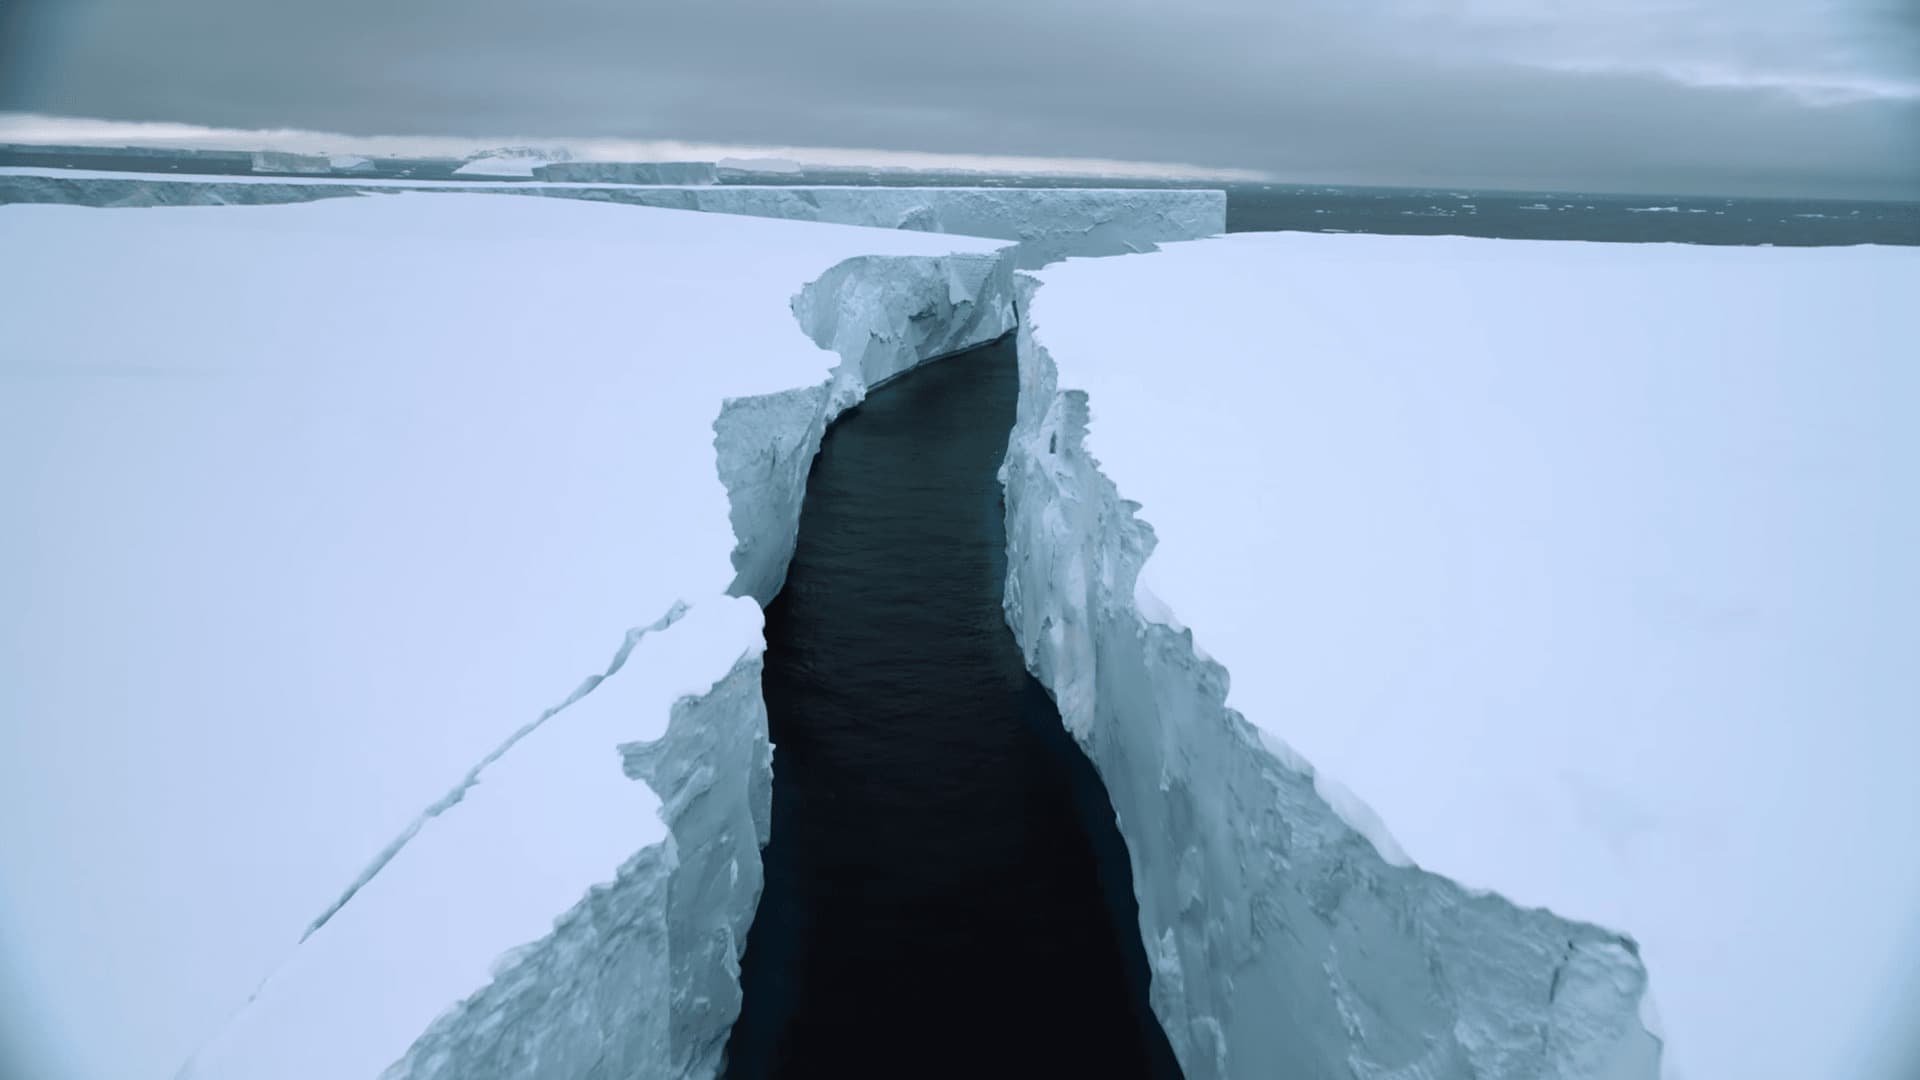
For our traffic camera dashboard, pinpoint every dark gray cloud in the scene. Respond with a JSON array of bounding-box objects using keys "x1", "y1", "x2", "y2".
[{"x1": 3, "y1": 0, "x2": 1915, "y2": 197}]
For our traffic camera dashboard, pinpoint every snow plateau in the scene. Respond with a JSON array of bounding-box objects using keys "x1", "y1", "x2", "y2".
[
  {"x1": 0, "y1": 193, "x2": 1042, "y2": 1080},
  {"x1": 1001, "y1": 232, "x2": 1920, "y2": 1080}
]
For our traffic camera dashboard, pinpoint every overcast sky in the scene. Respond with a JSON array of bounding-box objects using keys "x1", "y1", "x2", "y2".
[{"x1": 3, "y1": 0, "x2": 1915, "y2": 197}]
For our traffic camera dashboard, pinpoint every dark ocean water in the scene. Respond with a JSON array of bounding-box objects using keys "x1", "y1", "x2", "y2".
[
  {"x1": 1221, "y1": 182, "x2": 1919, "y2": 245},
  {"x1": 724, "y1": 338, "x2": 1181, "y2": 1079}
]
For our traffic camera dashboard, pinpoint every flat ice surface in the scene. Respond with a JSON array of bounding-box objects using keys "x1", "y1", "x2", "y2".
[
  {"x1": 0, "y1": 195, "x2": 1001, "y2": 1080},
  {"x1": 1029, "y1": 232, "x2": 1920, "y2": 1080}
]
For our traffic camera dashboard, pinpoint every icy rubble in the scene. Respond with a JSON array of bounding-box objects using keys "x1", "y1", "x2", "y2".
[{"x1": 0, "y1": 167, "x2": 1226, "y2": 267}]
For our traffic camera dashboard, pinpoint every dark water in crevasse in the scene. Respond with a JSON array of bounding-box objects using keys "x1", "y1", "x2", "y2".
[{"x1": 724, "y1": 337, "x2": 1181, "y2": 1079}]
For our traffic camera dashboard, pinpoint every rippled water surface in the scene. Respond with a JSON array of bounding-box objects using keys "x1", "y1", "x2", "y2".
[{"x1": 724, "y1": 337, "x2": 1180, "y2": 1079}]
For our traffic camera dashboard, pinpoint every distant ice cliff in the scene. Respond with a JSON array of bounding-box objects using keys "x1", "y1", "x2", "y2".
[{"x1": 0, "y1": 168, "x2": 1225, "y2": 268}]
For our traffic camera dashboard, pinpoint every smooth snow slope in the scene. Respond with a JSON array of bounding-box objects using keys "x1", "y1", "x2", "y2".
[
  {"x1": 1011, "y1": 232, "x2": 1920, "y2": 1079},
  {"x1": 0, "y1": 195, "x2": 1009, "y2": 1080}
]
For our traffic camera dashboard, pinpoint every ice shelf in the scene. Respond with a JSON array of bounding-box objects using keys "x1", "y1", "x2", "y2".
[
  {"x1": 533, "y1": 161, "x2": 719, "y2": 185},
  {"x1": 0, "y1": 167, "x2": 1225, "y2": 267},
  {"x1": 13, "y1": 182, "x2": 1794, "y2": 1080},
  {"x1": 1000, "y1": 232, "x2": 1920, "y2": 1080},
  {"x1": 0, "y1": 192, "x2": 1040, "y2": 1080}
]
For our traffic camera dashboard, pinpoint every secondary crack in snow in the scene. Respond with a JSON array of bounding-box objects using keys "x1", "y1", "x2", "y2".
[{"x1": 300, "y1": 600, "x2": 691, "y2": 943}]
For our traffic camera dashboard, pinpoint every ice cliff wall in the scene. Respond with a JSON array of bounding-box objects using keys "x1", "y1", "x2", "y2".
[
  {"x1": 998, "y1": 275, "x2": 1662, "y2": 1080},
  {"x1": 718, "y1": 252, "x2": 1019, "y2": 604},
  {"x1": 0, "y1": 172, "x2": 1225, "y2": 268},
  {"x1": 0, "y1": 172, "x2": 371, "y2": 208},
  {"x1": 534, "y1": 162, "x2": 720, "y2": 185}
]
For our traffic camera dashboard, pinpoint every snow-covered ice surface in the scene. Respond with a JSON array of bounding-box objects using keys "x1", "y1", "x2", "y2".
[
  {"x1": 0, "y1": 167, "x2": 1226, "y2": 267},
  {"x1": 0, "y1": 194, "x2": 1015, "y2": 1080},
  {"x1": 1003, "y1": 232, "x2": 1920, "y2": 1080}
]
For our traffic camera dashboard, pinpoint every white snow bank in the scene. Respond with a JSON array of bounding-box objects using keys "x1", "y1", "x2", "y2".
[
  {"x1": 0, "y1": 194, "x2": 1007, "y2": 1080},
  {"x1": 1012, "y1": 232, "x2": 1920, "y2": 1080}
]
